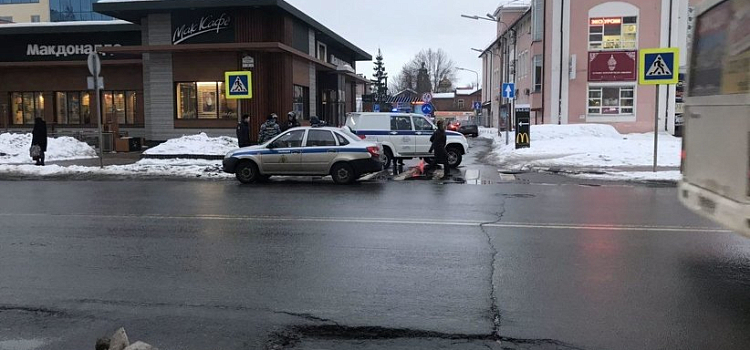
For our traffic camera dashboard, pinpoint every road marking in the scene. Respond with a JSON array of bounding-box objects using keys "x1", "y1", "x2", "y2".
[{"x1": 0, "y1": 213, "x2": 731, "y2": 233}]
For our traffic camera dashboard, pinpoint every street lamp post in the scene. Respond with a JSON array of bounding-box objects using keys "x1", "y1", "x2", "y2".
[
  {"x1": 462, "y1": 13, "x2": 517, "y2": 144},
  {"x1": 456, "y1": 67, "x2": 479, "y2": 90}
]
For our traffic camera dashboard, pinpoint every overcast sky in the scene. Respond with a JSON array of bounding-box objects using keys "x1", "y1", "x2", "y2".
[{"x1": 285, "y1": 0, "x2": 523, "y2": 90}]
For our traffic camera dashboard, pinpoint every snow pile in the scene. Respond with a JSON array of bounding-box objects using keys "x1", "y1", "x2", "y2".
[
  {"x1": 0, "y1": 133, "x2": 97, "y2": 164},
  {"x1": 0, "y1": 161, "x2": 231, "y2": 179},
  {"x1": 143, "y1": 132, "x2": 238, "y2": 156},
  {"x1": 479, "y1": 124, "x2": 681, "y2": 169}
]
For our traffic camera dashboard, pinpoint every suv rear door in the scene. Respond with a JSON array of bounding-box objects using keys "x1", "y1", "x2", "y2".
[{"x1": 389, "y1": 115, "x2": 416, "y2": 155}]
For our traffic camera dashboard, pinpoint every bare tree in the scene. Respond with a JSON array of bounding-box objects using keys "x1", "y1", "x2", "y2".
[{"x1": 396, "y1": 48, "x2": 457, "y2": 93}]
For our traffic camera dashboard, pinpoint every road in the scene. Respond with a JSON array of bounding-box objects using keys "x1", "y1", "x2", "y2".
[{"x1": 1, "y1": 143, "x2": 749, "y2": 349}]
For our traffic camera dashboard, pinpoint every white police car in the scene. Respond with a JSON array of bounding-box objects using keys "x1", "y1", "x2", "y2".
[
  {"x1": 223, "y1": 126, "x2": 383, "y2": 184},
  {"x1": 345, "y1": 112, "x2": 469, "y2": 168}
]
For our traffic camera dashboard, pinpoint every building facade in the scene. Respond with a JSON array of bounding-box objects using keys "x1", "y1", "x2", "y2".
[
  {"x1": 0, "y1": 0, "x2": 49, "y2": 23},
  {"x1": 0, "y1": 0, "x2": 113, "y2": 23},
  {"x1": 0, "y1": 0, "x2": 370, "y2": 143},
  {"x1": 479, "y1": 0, "x2": 694, "y2": 134}
]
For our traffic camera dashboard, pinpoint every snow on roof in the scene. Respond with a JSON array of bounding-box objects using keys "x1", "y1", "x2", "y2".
[
  {"x1": 431, "y1": 93, "x2": 455, "y2": 99},
  {"x1": 0, "y1": 20, "x2": 132, "y2": 28},
  {"x1": 456, "y1": 89, "x2": 479, "y2": 95}
]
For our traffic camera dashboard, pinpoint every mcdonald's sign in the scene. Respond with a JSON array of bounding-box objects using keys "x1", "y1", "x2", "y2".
[
  {"x1": 515, "y1": 109, "x2": 531, "y2": 149},
  {"x1": 516, "y1": 133, "x2": 530, "y2": 144}
]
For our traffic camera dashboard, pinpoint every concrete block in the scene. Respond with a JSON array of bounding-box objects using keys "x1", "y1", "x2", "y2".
[
  {"x1": 124, "y1": 341, "x2": 156, "y2": 350},
  {"x1": 109, "y1": 328, "x2": 130, "y2": 350}
]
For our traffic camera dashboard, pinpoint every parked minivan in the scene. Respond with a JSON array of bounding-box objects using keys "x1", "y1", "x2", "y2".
[{"x1": 345, "y1": 112, "x2": 469, "y2": 168}]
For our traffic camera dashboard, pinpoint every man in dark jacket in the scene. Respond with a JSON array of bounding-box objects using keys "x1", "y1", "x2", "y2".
[
  {"x1": 31, "y1": 117, "x2": 47, "y2": 166},
  {"x1": 429, "y1": 119, "x2": 450, "y2": 179},
  {"x1": 285, "y1": 111, "x2": 301, "y2": 131},
  {"x1": 236, "y1": 114, "x2": 251, "y2": 147}
]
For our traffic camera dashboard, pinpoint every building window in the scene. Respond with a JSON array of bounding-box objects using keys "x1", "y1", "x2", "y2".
[
  {"x1": 532, "y1": 0, "x2": 543, "y2": 41},
  {"x1": 30, "y1": 15, "x2": 40, "y2": 22},
  {"x1": 49, "y1": 0, "x2": 112, "y2": 21},
  {"x1": 533, "y1": 55, "x2": 543, "y2": 92},
  {"x1": 293, "y1": 85, "x2": 309, "y2": 121},
  {"x1": 10, "y1": 92, "x2": 44, "y2": 125},
  {"x1": 0, "y1": 16, "x2": 12, "y2": 22},
  {"x1": 317, "y1": 42, "x2": 328, "y2": 62},
  {"x1": 175, "y1": 82, "x2": 237, "y2": 120},
  {"x1": 589, "y1": 16, "x2": 637, "y2": 50},
  {"x1": 54, "y1": 92, "x2": 91, "y2": 125},
  {"x1": 457, "y1": 99, "x2": 465, "y2": 109},
  {"x1": 587, "y1": 86, "x2": 634, "y2": 115}
]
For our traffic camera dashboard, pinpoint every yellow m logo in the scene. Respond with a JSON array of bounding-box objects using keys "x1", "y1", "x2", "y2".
[{"x1": 516, "y1": 133, "x2": 530, "y2": 144}]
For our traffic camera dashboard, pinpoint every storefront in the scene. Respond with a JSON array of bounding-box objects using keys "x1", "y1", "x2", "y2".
[{"x1": 0, "y1": 0, "x2": 371, "y2": 143}]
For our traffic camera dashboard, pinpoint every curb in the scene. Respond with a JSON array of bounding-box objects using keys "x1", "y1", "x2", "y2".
[{"x1": 140, "y1": 154, "x2": 224, "y2": 160}]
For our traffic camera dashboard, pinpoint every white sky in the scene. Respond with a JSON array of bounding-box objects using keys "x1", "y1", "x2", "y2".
[{"x1": 285, "y1": 0, "x2": 519, "y2": 89}]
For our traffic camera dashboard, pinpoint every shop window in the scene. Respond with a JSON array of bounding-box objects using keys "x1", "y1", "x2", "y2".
[
  {"x1": 176, "y1": 82, "x2": 236, "y2": 120},
  {"x1": 10, "y1": 92, "x2": 43, "y2": 125},
  {"x1": 589, "y1": 16, "x2": 637, "y2": 50},
  {"x1": 293, "y1": 85, "x2": 309, "y2": 121},
  {"x1": 102, "y1": 91, "x2": 138, "y2": 125},
  {"x1": 587, "y1": 86, "x2": 634, "y2": 115}
]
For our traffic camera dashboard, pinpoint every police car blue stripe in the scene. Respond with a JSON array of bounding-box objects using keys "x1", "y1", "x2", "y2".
[{"x1": 231, "y1": 148, "x2": 370, "y2": 157}]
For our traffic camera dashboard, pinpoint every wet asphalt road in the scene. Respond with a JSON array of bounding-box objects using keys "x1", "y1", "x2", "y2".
[{"x1": 2, "y1": 141, "x2": 750, "y2": 350}]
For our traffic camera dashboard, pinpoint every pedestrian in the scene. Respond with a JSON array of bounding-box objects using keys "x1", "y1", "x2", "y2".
[
  {"x1": 31, "y1": 116, "x2": 47, "y2": 166},
  {"x1": 258, "y1": 113, "x2": 281, "y2": 143},
  {"x1": 286, "y1": 111, "x2": 301, "y2": 130},
  {"x1": 429, "y1": 119, "x2": 450, "y2": 179},
  {"x1": 236, "y1": 114, "x2": 251, "y2": 147},
  {"x1": 310, "y1": 115, "x2": 321, "y2": 127}
]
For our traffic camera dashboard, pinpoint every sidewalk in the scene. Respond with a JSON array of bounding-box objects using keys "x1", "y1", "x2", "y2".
[{"x1": 46, "y1": 151, "x2": 143, "y2": 167}]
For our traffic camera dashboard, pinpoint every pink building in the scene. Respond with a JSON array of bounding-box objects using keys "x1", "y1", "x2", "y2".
[{"x1": 479, "y1": 0, "x2": 694, "y2": 134}]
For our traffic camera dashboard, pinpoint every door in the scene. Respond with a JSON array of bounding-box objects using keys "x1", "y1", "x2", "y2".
[
  {"x1": 300, "y1": 129, "x2": 339, "y2": 174},
  {"x1": 261, "y1": 130, "x2": 304, "y2": 174},
  {"x1": 389, "y1": 115, "x2": 415, "y2": 155},
  {"x1": 412, "y1": 115, "x2": 435, "y2": 155}
]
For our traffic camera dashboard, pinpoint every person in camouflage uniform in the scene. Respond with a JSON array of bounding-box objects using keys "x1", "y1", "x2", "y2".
[{"x1": 258, "y1": 114, "x2": 281, "y2": 143}]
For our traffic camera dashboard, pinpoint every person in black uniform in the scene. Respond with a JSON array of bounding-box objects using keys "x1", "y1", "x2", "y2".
[
  {"x1": 236, "y1": 114, "x2": 251, "y2": 147},
  {"x1": 429, "y1": 120, "x2": 450, "y2": 179}
]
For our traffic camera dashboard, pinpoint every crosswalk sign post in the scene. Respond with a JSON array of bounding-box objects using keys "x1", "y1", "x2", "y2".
[
  {"x1": 224, "y1": 71, "x2": 253, "y2": 99},
  {"x1": 501, "y1": 83, "x2": 515, "y2": 145},
  {"x1": 638, "y1": 47, "x2": 679, "y2": 172}
]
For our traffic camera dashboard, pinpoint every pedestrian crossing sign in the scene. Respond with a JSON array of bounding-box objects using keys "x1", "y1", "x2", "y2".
[
  {"x1": 224, "y1": 71, "x2": 252, "y2": 99},
  {"x1": 639, "y1": 48, "x2": 679, "y2": 85}
]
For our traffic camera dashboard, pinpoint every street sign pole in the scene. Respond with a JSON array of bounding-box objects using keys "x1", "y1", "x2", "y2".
[
  {"x1": 88, "y1": 52, "x2": 103, "y2": 168},
  {"x1": 653, "y1": 84, "x2": 660, "y2": 172},
  {"x1": 504, "y1": 96, "x2": 509, "y2": 145}
]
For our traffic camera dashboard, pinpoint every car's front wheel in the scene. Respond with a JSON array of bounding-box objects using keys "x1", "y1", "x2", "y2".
[
  {"x1": 446, "y1": 146, "x2": 462, "y2": 168},
  {"x1": 235, "y1": 161, "x2": 259, "y2": 184},
  {"x1": 331, "y1": 162, "x2": 355, "y2": 184}
]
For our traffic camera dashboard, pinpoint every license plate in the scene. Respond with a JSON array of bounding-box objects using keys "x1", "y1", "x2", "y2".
[{"x1": 699, "y1": 196, "x2": 716, "y2": 214}]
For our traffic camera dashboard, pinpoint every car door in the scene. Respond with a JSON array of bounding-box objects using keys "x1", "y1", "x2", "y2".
[
  {"x1": 389, "y1": 115, "x2": 415, "y2": 155},
  {"x1": 412, "y1": 115, "x2": 436, "y2": 155},
  {"x1": 300, "y1": 129, "x2": 339, "y2": 175},
  {"x1": 261, "y1": 130, "x2": 304, "y2": 174}
]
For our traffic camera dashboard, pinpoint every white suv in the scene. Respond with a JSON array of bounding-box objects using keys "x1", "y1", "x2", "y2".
[{"x1": 345, "y1": 112, "x2": 469, "y2": 168}]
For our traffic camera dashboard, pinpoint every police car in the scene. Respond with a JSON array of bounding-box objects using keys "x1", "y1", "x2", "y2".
[
  {"x1": 223, "y1": 126, "x2": 384, "y2": 184},
  {"x1": 345, "y1": 112, "x2": 469, "y2": 168}
]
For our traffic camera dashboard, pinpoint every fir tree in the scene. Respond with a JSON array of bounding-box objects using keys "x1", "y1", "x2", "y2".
[{"x1": 370, "y1": 48, "x2": 389, "y2": 104}]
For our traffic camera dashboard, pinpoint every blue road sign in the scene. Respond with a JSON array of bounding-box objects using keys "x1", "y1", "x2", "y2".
[
  {"x1": 472, "y1": 101, "x2": 482, "y2": 110},
  {"x1": 639, "y1": 47, "x2": 679, "y2": 85},
  {"x1": 421, "y1": 103, "x2": 434, "y2": 114},
  {"x1": 373, "y1": 104, "x2": 380, "y2": 112},
  {"x1": 502, "y1": 83, "x2": 515, "y2": 98}
]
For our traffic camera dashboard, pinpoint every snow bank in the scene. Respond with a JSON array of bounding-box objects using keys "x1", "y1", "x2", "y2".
[
  {"x1": 478, "y1": 124, "x2": 681, "y2": 169},
  {"x1": 0, "y1": 133, "x2": 97, "y2": 164},
  {"x1": 143, "y1": 132, "x2": 238, "y2": 156},
  {"x1": 0, "y1": 161, "x2": 231, "y2": 179}
]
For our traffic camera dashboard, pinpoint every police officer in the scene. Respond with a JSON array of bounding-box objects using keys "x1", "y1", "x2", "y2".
[{"x1": 258, "y1": 113, "x2": 281, "y2": 143}]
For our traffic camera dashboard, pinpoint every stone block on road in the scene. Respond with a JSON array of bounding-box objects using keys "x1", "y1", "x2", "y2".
[
  {"x1": 109, "y1": 327, "x2": 130, "y2": 350},
  {"x1": 124, "y1": 341, "x2": 156, "y2": 350}
]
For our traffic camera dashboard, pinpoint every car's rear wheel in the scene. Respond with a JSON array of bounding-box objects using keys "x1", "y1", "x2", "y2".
[
  {"x1": 446, "y1": 146, "x2": 462, "y2": 168},
  {"x1": 331, "y1": 162, "x2": 355, "y2": 184},
  {"x1": 235, "y1": 161, "x2": 259, "y2": 184}
]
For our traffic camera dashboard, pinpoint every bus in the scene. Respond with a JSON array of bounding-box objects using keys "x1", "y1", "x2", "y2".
[{"x1": 678, "y1": 0, "x2": 750, "y2": 236}]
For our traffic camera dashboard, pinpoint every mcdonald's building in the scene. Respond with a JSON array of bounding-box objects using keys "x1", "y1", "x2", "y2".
[{"x1": 0, "y1": 0, "x2": 371, "y2": 143}]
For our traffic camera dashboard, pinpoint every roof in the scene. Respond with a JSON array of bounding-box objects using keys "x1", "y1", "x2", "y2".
[
  {"x1": 479, "y1": 6, "x2": 532, "y2": 54},
  {"x1": 386, "y1": 89, "x2": 419, "y2": 103},
  {"x1": 432, "y1": 93, "x2": 454, "y2": 99},
  {"x1": 456, "y1": 88, "x2": 480, "y2": 95},
  {"x1": 93, "y1": 0, "x2": 370, "y2": 61},
  {"x1": 0, "y1": 20, "x2": 136, "y2": 34}
]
